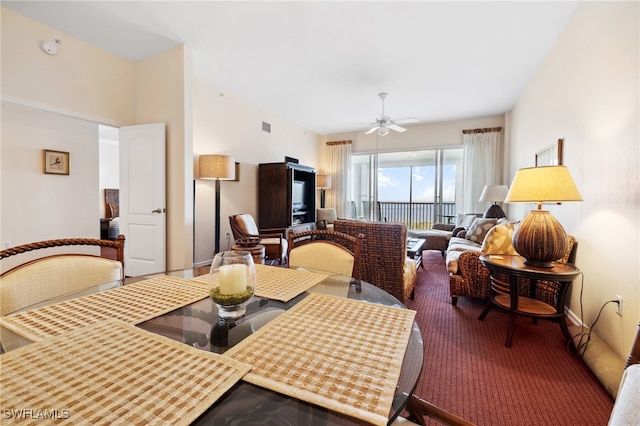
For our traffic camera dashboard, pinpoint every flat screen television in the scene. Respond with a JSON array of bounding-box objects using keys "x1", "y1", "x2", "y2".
[{"x1": 292, "y1": 180, "x2": 306, "y2": 211}]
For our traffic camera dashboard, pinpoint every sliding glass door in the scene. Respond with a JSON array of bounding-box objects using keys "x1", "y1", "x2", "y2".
[{"x1": 351, "y1": 148, "x2": 463, "y2": 229}]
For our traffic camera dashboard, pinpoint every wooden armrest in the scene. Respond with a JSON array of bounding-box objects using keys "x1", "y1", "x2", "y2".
[
  {"x1": 258, "y1": 228, "x2": 284, "y2": 239},
  {"x1": 406, "y1": 394, "x2": 475, "y2": 426}
]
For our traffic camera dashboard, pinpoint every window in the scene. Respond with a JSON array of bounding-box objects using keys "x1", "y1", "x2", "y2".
[{"x1": 351, "y1": 148, "x2": 463, "y2": 228}]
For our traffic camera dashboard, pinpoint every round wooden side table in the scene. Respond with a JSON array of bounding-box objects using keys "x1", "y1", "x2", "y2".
[
  {"x1": 231, "y1": 244, "x2": 265, "y2": 265},
  {"x1": 478, "y1": 254, "x2": 581, "y2": 348}
]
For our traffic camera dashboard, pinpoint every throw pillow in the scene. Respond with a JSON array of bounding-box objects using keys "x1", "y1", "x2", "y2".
[
  {"x1": 455, "y1": 213, "x2": 479, "y2": 228},
  {"x1": 481, "y1": 222, "x2": 518, "y2": 255},
  {"x1": 465, "y1": 218, "x2": 498, "y2": 244}
]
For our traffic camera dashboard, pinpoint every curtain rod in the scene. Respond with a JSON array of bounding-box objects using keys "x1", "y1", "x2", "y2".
[
  {"x1": 462, "y1": 127, "x2": 502, "y2": 134},
  {"x1": 326, "y1": 140, "x2": 352, "y2": 146}
]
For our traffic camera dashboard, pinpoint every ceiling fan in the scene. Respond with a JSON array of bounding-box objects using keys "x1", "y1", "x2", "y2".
[{"x1": 362, "y1": 92, "x2": 418, "y2": 136}]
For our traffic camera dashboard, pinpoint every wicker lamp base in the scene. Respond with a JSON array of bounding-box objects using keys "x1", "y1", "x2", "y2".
[{"x1": 512, "y1": 209, "x2": 568, "y2": 268}]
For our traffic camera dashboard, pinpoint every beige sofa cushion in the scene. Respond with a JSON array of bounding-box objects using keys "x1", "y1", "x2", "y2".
[
  {"x1": 446, "y1": 237, "x2": 482, "y2": 273},
  {"x1": 455, "y1": 213, "x2": 480, "y2": 228},
  {"x1": 404, "y1": 257, "x2": 417, "y2": 287}
]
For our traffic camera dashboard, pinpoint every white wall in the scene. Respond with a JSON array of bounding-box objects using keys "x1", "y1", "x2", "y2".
[
  {"x1": 0, "y1": 8, "x2": 134, "y2": 126},
  {"x1": 508, "y1": 1, "x2": 639, "y2": 358},
  {"x1": 192, "y1": 79, "x2": 321, "y2": 265},
  {"x1": 1, "y1": 8, "x2": 135, "y2": 272},
  {"x1": 133, "y1": 45, "x2": 193, "y2": 271},
  {"x1": 1, "y1": 105, "x2": 101, "y2": 271},
  {"x1": 1, "y1": 8, "x2": 322, "y2": 271}
]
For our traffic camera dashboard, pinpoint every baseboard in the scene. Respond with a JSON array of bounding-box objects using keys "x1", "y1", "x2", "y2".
[
  {"x1": 566, "y1": 307, "x2": 624, "y2": 399},
  {"x1": 194, "y1": 260, "x2": 212, "y2": 268}
]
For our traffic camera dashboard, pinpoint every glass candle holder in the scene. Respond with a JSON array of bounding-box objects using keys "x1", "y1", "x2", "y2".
[{"x1": 209, "y1": 251, "x2": 256, "y2": 319}]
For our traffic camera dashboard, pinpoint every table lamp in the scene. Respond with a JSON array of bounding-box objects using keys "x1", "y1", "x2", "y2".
[
  {"x1": 505, "y1": 166, "x2": 582, "y2": 268},
  {"x1": 478, "y1": 185, "x2": 509, "y2": 218},
  {"x1": 200, "y1": 154, "x2": 235, "y2": 254},
  {"x1": 317, "y1": 174, "x2": 331, "y2": 208}
]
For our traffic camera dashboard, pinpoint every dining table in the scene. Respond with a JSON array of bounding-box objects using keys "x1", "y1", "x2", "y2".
[{"x1": 0, "y1": 263, "x2": 424, "y2": 426}]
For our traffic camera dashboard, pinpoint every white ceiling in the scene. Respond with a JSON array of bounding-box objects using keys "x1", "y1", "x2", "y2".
[{"x1": 3, "y1": 1, "x2": 579, "y2": 135}]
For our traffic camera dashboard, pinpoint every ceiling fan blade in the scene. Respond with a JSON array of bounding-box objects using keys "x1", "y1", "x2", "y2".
[
  {"x1": 392, "y1": 117, "x2": 419, "y2": 124},
  {"x1": 389, "y1": 124, "x2": 407, "y2": 133},
  {"x1": 365, "y1": 126, "x2": 380, "y2": 135}
]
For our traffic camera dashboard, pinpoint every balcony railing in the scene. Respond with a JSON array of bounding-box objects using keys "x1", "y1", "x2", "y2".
[{"x1": 375, "y1": 202, "x2": 457, "y2": 230}]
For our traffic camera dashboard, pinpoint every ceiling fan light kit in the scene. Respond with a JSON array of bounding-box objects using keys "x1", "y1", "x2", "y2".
[{"x1": 362, "y1": 92, "x2": 418, "y2": 136}]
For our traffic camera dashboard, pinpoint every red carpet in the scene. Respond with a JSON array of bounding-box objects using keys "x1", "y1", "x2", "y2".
[{"x1": 404, "y1": 250, "x2": 613, "y2": 425}]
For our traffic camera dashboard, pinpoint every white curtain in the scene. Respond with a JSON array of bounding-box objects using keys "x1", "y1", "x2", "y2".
[
  {"x1": 462, "y1": 128, "x2": 502, "y2": 214},
  {"x1": 326, "y1": 141, "x2": 352, "y2": 219}
]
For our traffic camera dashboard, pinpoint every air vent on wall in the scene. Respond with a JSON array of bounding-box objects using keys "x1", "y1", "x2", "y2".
[{"x1": 262, "y1": 121, "x2": 271, "y2": 133}]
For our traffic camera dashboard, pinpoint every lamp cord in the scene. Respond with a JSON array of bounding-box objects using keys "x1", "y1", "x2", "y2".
[{"x1": 569, "y1": 271, "x2": 619, "y2": 356}]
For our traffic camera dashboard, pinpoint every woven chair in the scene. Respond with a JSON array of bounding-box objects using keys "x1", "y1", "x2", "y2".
[
  {"x1": 287, "y1": 230, "x2": 364, "y2": 278},
  {"x1": 333, "y1": 220, "x2": 417, "y2": 303},
  {"x1": 449, "y1": 235, "x2": 577, "y2": 306},
  {"x1": 0, "y1": 235, "x2": 125, "y2": 317},
  {"x1": 229, "y1": 214, "x2": 287, "y2": 265},
  {"x1": 395, "y1": 394, "x2": 475, "y2": 426}
]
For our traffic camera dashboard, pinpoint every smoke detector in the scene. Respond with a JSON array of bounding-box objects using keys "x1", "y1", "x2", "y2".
[{"x1": 40, "y1": 38, "x2": 62, "y2": 55}]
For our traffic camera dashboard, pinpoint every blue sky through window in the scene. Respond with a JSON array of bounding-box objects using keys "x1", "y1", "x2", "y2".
[{"x1": 378, "y1": 166, "x2": 456, "y2": 202}]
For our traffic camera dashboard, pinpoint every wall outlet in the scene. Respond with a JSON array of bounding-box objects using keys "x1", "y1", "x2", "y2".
[{"x1": 616, "y1": 295, "x2": 623, "y2": 316}]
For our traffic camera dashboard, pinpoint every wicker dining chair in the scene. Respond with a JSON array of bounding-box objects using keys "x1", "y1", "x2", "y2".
[
  {"x1": 287, "y1": 229, "x2": 364, "y2": 278},
  {"x1": 0, "y1": 235, "x2": 125, "y2": 316}
]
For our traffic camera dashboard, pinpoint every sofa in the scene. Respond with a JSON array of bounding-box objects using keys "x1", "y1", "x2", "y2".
[
  {"x1": 446, "y1": 217, "x2": 577, "y2": 305},
  {"x1": 333, "y1": 219, "x2": 417, "y2": 304},
  {"x1": 408, "y1": 213, "x2": 480, "y2": 256}
]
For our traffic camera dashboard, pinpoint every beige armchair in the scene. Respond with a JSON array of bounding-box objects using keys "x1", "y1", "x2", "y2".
[{"x1": 229, "y1": 214, "x2": 287, "y2": 265}]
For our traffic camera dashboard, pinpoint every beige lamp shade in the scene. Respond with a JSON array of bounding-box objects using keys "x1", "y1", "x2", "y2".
[
  {"x1": 317, "y1": 174, "x2": 332, "y2": 189},
  {"x1": 505, "y1": 166, "x2": 582, "y2": 206},
  {"x1": 199, "y1": 155, "x2": 235, "y2": 180},
  {"x1": 478, "y1": 185, "x2": 508, "y2": 202},
  {"x1": 505, "y1": 165, "x2": 582, "y2": 267}
]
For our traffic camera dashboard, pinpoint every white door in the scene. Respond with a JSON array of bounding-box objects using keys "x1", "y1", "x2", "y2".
[{"x1": 119, "y1": 123, "x2": 166, "y2": 276}]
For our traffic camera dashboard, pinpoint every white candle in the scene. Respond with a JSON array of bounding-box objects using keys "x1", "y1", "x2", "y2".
[{"x1": 218, "y1": 264, "x2": 247, "y2": 295}]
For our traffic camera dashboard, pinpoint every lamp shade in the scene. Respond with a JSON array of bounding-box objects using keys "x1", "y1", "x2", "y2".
[
  {"x1": 199, "y1": 155, "x2": 235, "y2": 180},
  {"x1": 316, "y1": 174, "x2": 332, "y2": 189},
  {"x1": 478, "y1": 185, "x2": 508, "y2": 202},
  {"x1": 506, "y1": 166, "x2": 582, "y2": 267},
  {"x1": 505, "y1": 166, "x2": 582, "y2": 205}
]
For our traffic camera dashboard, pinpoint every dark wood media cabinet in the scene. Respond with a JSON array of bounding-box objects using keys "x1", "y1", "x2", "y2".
[{"x1": 258, "y1": 162, "x2": 316, "y2": 234}]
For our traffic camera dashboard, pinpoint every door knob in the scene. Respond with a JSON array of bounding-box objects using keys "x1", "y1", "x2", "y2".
[{"x1": 151, "y1": 208, "x2": 162, "y2": 213}]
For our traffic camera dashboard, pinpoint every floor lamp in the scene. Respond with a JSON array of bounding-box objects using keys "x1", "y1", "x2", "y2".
[
  {"x1": 317, "y1": 174, "x2": 331, "y2": 208},
  {"x1": 199, "y1": 154, "x2": 235, "y2": 254}
]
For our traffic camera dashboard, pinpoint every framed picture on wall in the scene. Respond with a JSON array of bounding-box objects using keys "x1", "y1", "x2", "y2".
[
  {"x1": 535, "y1": 138, "x2": 563, "y2": 166},
  {"x1": 43, "y1": 149, "x2": 70, "y2": 175}
]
